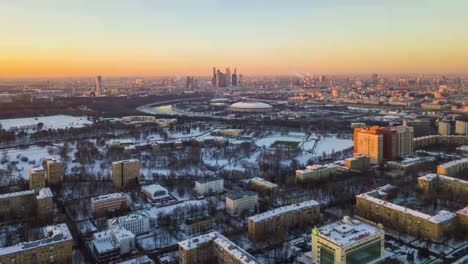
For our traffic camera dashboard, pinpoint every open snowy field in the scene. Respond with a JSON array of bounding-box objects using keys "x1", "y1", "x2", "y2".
[{"x1": 0, "y1": 115, "x2": 92, "y2": 131}]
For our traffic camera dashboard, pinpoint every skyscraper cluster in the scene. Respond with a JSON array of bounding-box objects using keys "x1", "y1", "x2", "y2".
[{"x1": 212, "y1": 67, "x2": 238, "y2": 88}]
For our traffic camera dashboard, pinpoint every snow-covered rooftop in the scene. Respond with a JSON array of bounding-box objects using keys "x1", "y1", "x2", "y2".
[
  {"x1": 438, "y1": 158, "x2": 468, "y2": 169},
  {"x1": 418, "y1": 173, "x2": 468, "y2": 184},
  {"x1": 297, "y1": 163, "x2": 337, "y2": 174},
  {"x1": 230, "y1": 102, "x2": 272, "y2": 109},
  {"x1": 112, "y1": 159, "x2": 139, "y2": 165},
  {"x1": 0, "y1": 189, "x2": 35, "y2": 200},
  {"x1": 250, "y1": 177, "x2": 278, "y2": 188},
  {"x1": 0, "y1": 223, "x2": 72, "y2": 255},
  {"x1": 141, "y1": 184, "x2": 168, "y2": 198},
  {"x1": 91, "y1": 192, "x2": 125, "y2": 203},
  {"x1": 178, "y1": 232, "x2": 257, "y2": 264},
  {"x1": 249, "y1": 200, "x2": 319, "y2": 223},
  {"x1": 109, "y1": 212, "x2": 149, "y2": 226},
  {"x1": 36, "y1": 187, "x2": 53, "y2": 199},
  {"x1": 30, "y1": 165, "x2": 44, "y2": 173},
  {"x1": 227, "y1": 191, "x2": 257, "y2": 201},
  {"x1": 316, "y1": 217, "x2": 383, "y2": 248},
  {"x1": 357, "y1": 191, "x2": 457, "y2": 224}
]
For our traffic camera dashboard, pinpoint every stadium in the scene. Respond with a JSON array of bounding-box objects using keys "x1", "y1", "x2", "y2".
[{"x1": 228, "y1": 102, "x2": 273, "y2": 113}]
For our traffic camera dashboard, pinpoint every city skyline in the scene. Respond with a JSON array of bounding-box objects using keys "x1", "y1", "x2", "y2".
[{"x1": 1, "y1": 0, "x2": 468, "y2": 78}]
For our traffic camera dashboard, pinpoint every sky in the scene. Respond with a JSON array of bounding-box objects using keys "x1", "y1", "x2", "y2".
[{"x1": 1, "y1": 0, "x2": 467, "y2": 78}]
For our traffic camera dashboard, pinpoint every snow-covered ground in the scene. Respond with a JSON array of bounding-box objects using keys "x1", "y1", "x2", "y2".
[{"x1": 0, "y1": 115, "x2": 92, "y2": 131}]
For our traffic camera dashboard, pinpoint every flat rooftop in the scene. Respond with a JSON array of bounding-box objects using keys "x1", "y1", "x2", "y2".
[
  {"x1": 178, "y1": 232, "x2": 257, "y2": 264},
  {"x1": 316, "y1": 217, "x2": 383, "y2": 248},
  {"x1": 91, "y1": 192, "x2": 125, "y2": 202},
  {"x1": 249, "y1": 200, "x2": 319, "y2": 223},
  {"x1": 227, "y1": 191, "x2": 257, "y2": 200},
  {"x1": 0, "y1": 223, "x2": 72, "y2": 256}
]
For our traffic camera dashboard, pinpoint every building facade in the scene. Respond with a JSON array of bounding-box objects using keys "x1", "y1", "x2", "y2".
[
  {"x1": 248, "y1": 200, "x2": 320, "y2": 242},
  {"x1": 226, "y1": 191, "x2": 258, "y2": 216},
  {"x1": 418, "y1": 174, "x2": 468, "y2": 200},
  {"x1": 296, "y1": 164, "x2": 337, "y2": 181},
  {"x1": 108, "y1": 212, "x2": 150, "y2": 235},
  {"x1": 436, "y1": 158, "x2": 468, "y2": 177},
  {"x1": 438, "y1": 121, "x2": 451, "y2": 136},
  {"x1": 353, "y1": 127, "x2": 384, "y2": 164},
  {"x1": 45, "y1": 158, "x2": 63, "y2": 186},
  {"x1": 112, "y1": 159, "x2": 140, "y2": 188},
  {"x1": 0, "y1": 188, "x2": 53, "y2": 222},
  {"x1": 455, "y1": 120, "x2": 468, "y2": 135},
  {"x1": 195, "y1": 178, "x2": 224, "y2": 196},
  {"x1": 356, "y1": 189, "x2": 456, "y2": 241},
  {"x1": 311, "y1": 217, "x2": 385, "y2": 264},
  {"x1": 344, "y1": 154, "x2": 370, "y2": 172},
  {"x1": 178, "y1": 232, "x2": 258, "y2": 264},
  {"x1": 29, "y1": 165, "x2": 46, "y2": 190},
  {"x1": 91, "y1": 193, "x2": 127, "y2": 216},
  {"x1": 0, "y1": 224, "x2": 72, "y2": 264},
  {"x1": 182, "y1": 214, "x2": 212, "y2": 235},
  {"x1": 250, "y1": 177, "x2": 279, "y2": 192}
]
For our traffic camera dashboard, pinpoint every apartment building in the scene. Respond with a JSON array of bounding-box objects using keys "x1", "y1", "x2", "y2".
[
  {"x1": 354, "y1": 127, "x2": 384, "y2": 164},
  {"x1": 182, "y1": 214, "x2": 212, "y2": 235},
  {"x1": 112, "y1": 159, "x2": 140, "y2": 188},
  {"x1": 226, "y1": 191, "x2": 258, "y2": 216},
  {"x1": 45, "y1": 158, "x2": 63, "y2": 185},
  {"x1": 418, "y1": 174, "x2": 468, "y2": 199},
  {"x1": 296, "y1": 164, "x2": 337, "y2": 182},
  {"x1": 195, "y1": 177, "x2": 224, "y2": 196},
  {"x1": 455, "y1": 120, "x2": 468, "y2": 135},
  {"x1": 436, "y1": 158, "x2": 468, "y2": 177},
  {"x1": 311, "y1": 216, "x2": 384, "y2": 264},
  {"x1": 250, "y1": 177, "x2": 278, "y2": 192},
  {"x1": 438, "y1": 120, "x2": 451, "y2": 136},
  {"x1": 0, "y1": 224, "x2": 72, "y2": 264},
  {"x1": 29, "y1": 165, "x2": 46, "y2": 190},
  {"x1": 413, "y1": 135, "x2": 468, "y2": 149},
  {"x1": 178, "y1": 231, "x2": 258, "y2": 264},
  {"x1": 344, "y1": 154, "x2": 370, "y2": 172},
  {"x1": 248, "y1": 200, "x2": 320, "y2": 242},
  {"x1": 0, "y1": 187, "x2": 53, "y2": 222},
  {"x1": 356, "y1": 188, "x2": 456, "y2": 241}
]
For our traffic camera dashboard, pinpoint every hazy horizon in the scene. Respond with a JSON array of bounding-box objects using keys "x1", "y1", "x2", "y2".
[{"x1": 1, "y1": 0, "x2": 468, "y2": 78}]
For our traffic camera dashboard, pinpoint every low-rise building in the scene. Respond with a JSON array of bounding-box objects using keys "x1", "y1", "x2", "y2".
[
  {"x1": 182, "y1": 214, "x2": 212, "y2": 235},
  {"x1": 108, "y1": 212, "x2": 150, "y2": 235},
  {"x1": 226, "y1": 191, "x2": 258, "y2": 216},
  {"x1": 437, "y1": 158, "x2": 468, "y2": 176},
  {"x1": 141, "y1": 184, "x2": 172, "y2": 203},
  {"x1": 387, "y1": 156, "x2": 435, "y2": 171},
  {"x1": 117, "y1": 255, "x2": 154, "y2": 264},
  {"x1": 178, "y1": 231, "x2": 258, "y2": 264},
  {"x1": 0, "y1": 223, "x2": 73, "y2": 264},
  {"x1": 248, "y1": 200, "x2": 320, "y2": 242},
  {"x1": 91, "y1": 193, "x2": 127, "y2": 216},
  {"x1": 29, "y1": 165, "x2": 46, "y2": 190},
  {"x1": 311, "y1": 216, "x2": 384, "y2": 264},
  {"x1": 296, "y1": 164, "x2": 337, "y2": 182},
  {"x1": 250, "y1": 177, "x2": 279, "y2": 192},
  {"x1": 344, "y1": 154, "x2": 370, "y2": 172},
  {"x1": 194, "y1": 178, "x2": 224, "y2": 196},
  {"x1": 91, "y1": 227, "x2": 136, "y2": 262}
]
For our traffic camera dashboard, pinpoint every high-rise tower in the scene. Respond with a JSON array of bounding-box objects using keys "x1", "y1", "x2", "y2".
[{"x1": 95, "y1": 75, "x2": 102, "y2": 96}]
